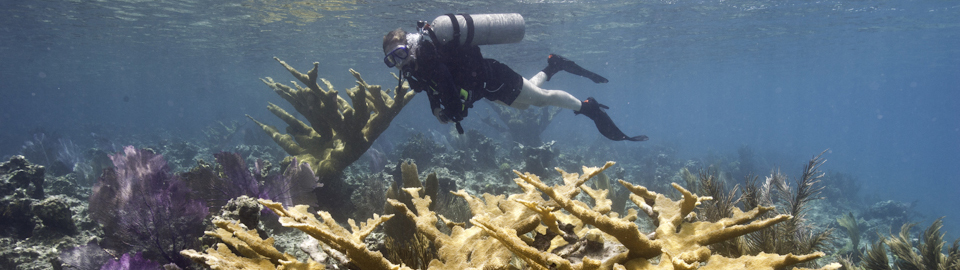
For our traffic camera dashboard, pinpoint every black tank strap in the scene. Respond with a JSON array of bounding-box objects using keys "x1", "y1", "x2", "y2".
[
  {"x1": 421, "y1": 22, "x2": 442, "y2": 49},
  {"x1": 444, "y1": 13, "x2": 460, "y2": 46},
  {"x1": 459, "y1": 13, "x2": 475, "y2": 47},
  {"x1": 425, "y1": 27, "x2": 442, "y2": 49}
]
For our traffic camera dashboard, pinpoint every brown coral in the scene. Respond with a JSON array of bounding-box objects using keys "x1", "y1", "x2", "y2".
[
  {"x1": 247, "y1": 57, "x2": 415, "y2": 191},
  {"x1": 180, "y1": 218, "x2": 324, "y2": 270},
  {"x1": 255, "y1": 162, "x2": 840, "y2": 270}
]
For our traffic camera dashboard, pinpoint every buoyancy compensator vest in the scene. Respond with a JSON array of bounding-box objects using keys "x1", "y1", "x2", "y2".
[{"x1": 416, "y1": 13, "x2": 525, "y2": 134}]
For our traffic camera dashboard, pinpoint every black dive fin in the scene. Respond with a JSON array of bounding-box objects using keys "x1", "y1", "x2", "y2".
[
  {"x1": 576, "y1": 97, "x2": 648, "y2": 142},
  {"x1": 546, "y1": 54, "x2": 609, "y2": 83}
]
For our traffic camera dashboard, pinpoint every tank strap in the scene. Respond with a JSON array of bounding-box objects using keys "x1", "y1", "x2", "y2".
[
  {"x1": 444, "y1": 13, "x2": 460, "y2": 46},
  {"x1": 459, "y1": 13, "x2": 475, "y2": 47},
  {"x1": 421, "y1": 22, "x2": 443, "y2": 50}
]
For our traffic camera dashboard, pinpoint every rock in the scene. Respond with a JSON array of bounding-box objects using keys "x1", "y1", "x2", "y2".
[
  {"x1": 1, "y1": 196, "x2": 37, "y2": 239},
  {"x1": 0, "y1": 240, "x2": 43, "y2": 270},
  {"x1": 45, "y1": 175, "x2": 80, "y2": 199},
  {"x1": 1, "y1": 155, "x2": 46, "y2": 199},
  {"x1": 219, "y1": 195, "x2": 262, "y2": 230},
  {"x1": 33, "y1": 195, "x2": 77, "y2": 235}
]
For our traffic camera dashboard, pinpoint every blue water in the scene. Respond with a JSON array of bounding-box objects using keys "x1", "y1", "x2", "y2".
[{"x1": 1, "y1": 0, "x2": 958, "y2": 236}]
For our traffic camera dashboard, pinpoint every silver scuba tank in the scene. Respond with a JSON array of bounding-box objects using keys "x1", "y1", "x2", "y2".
[{"x1": 430, "y1": 13, "x2": 525, "y2": 46}]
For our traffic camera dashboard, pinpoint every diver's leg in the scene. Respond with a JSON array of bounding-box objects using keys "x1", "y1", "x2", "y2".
[
  {"x1": 529, "y1": 71, "x2": 548, "y2": 87},
  {"x1": 511, "y1": 78, "x2": 581, "y2": 111},
  {"x1": 511, "y1": 77, "x2": 646, "y2": 141}
]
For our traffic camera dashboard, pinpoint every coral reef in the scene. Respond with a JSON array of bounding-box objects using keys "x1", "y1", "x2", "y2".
[
  {"x1": 248, "y1": 161, "x2": 839, "y2": 270},
  {"x1": 33, "y1": 195, "x2": 78, "y2": 235},
  {"x1": 448, "y1": 129, "x2": 500, "y2": 171},
  {"x1": 397, "y1": 133, "x2": 447, "y2": 169},
  {"x1": 247, "y1": 57, "x2": 416, "y2": 193},
  {"x1": 1, "y1": 155, "x2": 45, "y2": 200},
  {"x1": 1, "y1": 156, "x2": 49, "y2": 239},
  {"x1": 7, "y1": 118, "x2": 930, "y2": 270},
  {"x1": 380, "y1": 160, "x2": 439, "y2": 268},
  {"x1": 518, "y1": 141, "x2": 556, "y2": 178},
  {"x1": 0, "y1": 156, "x2": 103, "y2": 270}
]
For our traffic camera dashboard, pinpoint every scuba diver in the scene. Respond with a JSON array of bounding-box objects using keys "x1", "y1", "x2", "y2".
[{"x1": 383, "y1": 13, "x2": 647, "y2": 142}]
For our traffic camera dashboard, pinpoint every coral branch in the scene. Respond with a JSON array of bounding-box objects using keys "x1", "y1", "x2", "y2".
[
  {"x1": 514, "y1": 162, "x2": 662, "y2": 259},
  {"x1": 258, "y1": 199, "x2": 404, "y2": 270},
  {"x1": 181, "y1": 218, "x2": 323, "y2": 269},
  {"x1": 472, "y1": 216, "x2": 573, "y2": 270}
]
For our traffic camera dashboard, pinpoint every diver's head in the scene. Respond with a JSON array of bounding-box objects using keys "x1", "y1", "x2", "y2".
[{"x1": 382, "y1": 28, "x2": 420, "y2": 71}]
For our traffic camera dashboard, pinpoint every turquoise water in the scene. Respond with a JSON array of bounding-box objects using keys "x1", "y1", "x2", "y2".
[{"x1": 1, "y1": 0, "x2": 958, "y2": 237}]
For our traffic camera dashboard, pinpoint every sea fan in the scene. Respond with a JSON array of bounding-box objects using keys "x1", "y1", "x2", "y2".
[
  {"x1": 58, "y1": 243, "x2": 113, "y2": 270},
  {"x1": 100, "y1": 252, "x2": 163, "y2": 270},
  {"x1": 89, "y1": 146, "x2": 207, "y2": 268},
  {"x1": 186, "y1": 152, "x2": 320, "y2": 212}
]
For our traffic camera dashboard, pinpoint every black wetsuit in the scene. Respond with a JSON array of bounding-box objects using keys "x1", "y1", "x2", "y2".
[{"x1": 403, "y1": 38, "x2": 524, "y2": 125}]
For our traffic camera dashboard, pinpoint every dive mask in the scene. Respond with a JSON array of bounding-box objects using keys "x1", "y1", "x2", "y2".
[{"x1": 383, "y1": 45, "x2": 409, "y2": 68}]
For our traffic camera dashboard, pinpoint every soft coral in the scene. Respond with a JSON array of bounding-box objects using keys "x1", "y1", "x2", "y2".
[
  {"x1": 184, "y1": 152, "x2": 320, "y2": 213},
  {"x1": 89, "y1": 146, "x2": 207, "y2": 268}
]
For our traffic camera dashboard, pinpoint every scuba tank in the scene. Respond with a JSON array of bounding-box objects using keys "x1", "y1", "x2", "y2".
[{"x1": 429, "y1": 13, "x2": 524, "y2": 47}]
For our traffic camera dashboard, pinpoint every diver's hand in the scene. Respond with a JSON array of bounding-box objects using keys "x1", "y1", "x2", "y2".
[{"x1": 433, "y1": 108, "x2": 450, "y2": 124}]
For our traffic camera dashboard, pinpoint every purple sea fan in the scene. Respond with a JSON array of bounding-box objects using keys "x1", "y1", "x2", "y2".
[
  {"x1": 185, "y1": 152, "x2": 321, "y2": 214},
  {"x1": 365, "y1": 147, "x2": 387, "y2": 173},
  {"x1": 217, "y1": 152, "x2": 321, "y2": 208},
  {"x1": 214, "y1": 152, "x2": 262, "y2": 200},
  {"x1": 58, "y1": 242, "x2": 113, "y2": 270},
  {"x1": 100, "y1": 252, "x2": 163, "y2": 270},
  {"x1": 269, "y1": 156, "x2": 322, "y2": 209},
  {"x1": 89, "y1": 146, "x2": 208, "y2": 268}
]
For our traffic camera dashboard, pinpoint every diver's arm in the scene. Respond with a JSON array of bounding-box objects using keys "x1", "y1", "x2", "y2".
[
  {"x1": 407, "y1": 78, "x2": 449, "y2": 124},
  {"x1": 424, "y1": 86, "x2": 448, "y2": 123},
  {"x1": 435, "y1": 63, "x2": 466, "y2": 122},
  {"x1": 431, "y1": 62, "x2": 464, "y2": 123}
]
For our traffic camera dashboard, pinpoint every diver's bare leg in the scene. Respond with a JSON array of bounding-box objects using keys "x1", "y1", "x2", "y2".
[
  {"x1": 511, "y1": 77, "x2": 581, "y2": 111},
  {"x1": 529, "y1": 71, "x2": 548, "y2": 87}
]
